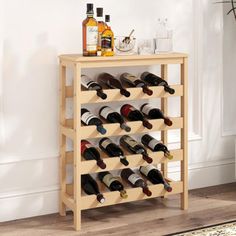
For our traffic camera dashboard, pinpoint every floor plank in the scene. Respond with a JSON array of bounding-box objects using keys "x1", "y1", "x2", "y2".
[{"x1": 0, "y1": 183, "x2": 236, "y2": 236}]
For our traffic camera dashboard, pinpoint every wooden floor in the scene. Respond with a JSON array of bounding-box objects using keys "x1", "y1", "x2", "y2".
[{"x1": 0, "y1": 183, "x2": 236, "y2": 236}]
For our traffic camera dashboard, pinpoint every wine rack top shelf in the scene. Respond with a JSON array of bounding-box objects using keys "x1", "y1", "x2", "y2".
[{"x1": 59, "y1": 53, "x2": 188, "y2": 68}]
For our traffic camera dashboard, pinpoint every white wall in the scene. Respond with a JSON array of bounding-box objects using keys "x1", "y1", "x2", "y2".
[{"x1": 0, "y1": 0, "x2": 235, "y2": 222}]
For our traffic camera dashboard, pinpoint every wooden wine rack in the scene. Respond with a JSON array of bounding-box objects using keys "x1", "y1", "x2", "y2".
[{"x1": 59, "y1": 53, "x2": 188, "y2": 231}]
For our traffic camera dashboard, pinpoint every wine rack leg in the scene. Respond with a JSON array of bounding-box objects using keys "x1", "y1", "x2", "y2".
[
  {"x1": 73, "y1": 63, "x2": 82, "y2": 230},
  {"x1": 180, "y1": 57, "x2": 188, "y2": 210},
  {"x1": 59, "y1": 62, "x2": 66, "y2": 216},
  {"x1": 161, "y1": 64, "x2": 168, "y2": 198}
]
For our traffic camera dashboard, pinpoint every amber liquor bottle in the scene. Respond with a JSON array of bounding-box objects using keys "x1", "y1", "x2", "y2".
[
  {"x1": 96, "y1": 8, "x2": 106, "y2": 56},
  {"x1": 82, "y1": 3, "x2": 98, "y2": 56},
  {"x1": 101, "y1": 15, "x2": 114, "y2": 56}
]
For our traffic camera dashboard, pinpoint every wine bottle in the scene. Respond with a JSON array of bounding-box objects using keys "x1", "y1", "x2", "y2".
[
  {"x1": 98, "y1": 171, "x2": 128, "y2": 198},
  {"x1": 141, "y1": 134, "x2": 173, "y2": 160},
  {"x1": 120, "y1": 73, "x2": 153, "y2": 96},
  {"x1": 81, "y1": 140, "x2": 106, "y2": 169},
  {"x1": 139, "y1": 165, "x2": 172, "y2": 192},
  {"x1": 97, "y1": 73, "x2": 130, "y2": 97},
  {"x1": 99, "y1": 137, "x2": 129, "y2": 166},
  {"x1": 120, "y1": 135, "x2": 153, "y2": 163},
  {"x1": 81, "y1": 174, "x2": 105, "y2": 203},
  {"x1": 120, "y1": 104, "x2": 153, "y2": 129},
  {"x1": 140, "y1": 72, "x2": 175, "y2": 94},
  {"x1": 140, "y1": 103, "x2": 172, "y2": 126},
  {"x1": 120, "y1": 168, "x2": 152, "y2": 196},
  {"x1": 99, "y1": 106, "x2": 131, "y2": 132},
  {"x1": 81, "y1": 108, "x2": 106, "y2": 135},
  {"x1": 81, "y1": 75, "x2": 107, "y2": 100}
]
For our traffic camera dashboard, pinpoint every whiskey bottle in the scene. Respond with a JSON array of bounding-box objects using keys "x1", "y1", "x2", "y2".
[
  {"x1": 96, "y1": 7, "x2": 106, "y2": 56},
  {"x1": 101, "y1": 15, "x2": 114, "y2": 56},
  {"x1": 82, "y1": 3, "x2": 98, "y2": 56}
]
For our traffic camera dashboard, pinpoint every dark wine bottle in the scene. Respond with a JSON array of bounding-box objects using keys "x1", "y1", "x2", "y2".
[
  {"x1": 140, "y1": 103, "x2": 172, "y2": 126},
  {"x1": 141, "y1": 134, "x2": 173, "y2": 160},
  {"x1": 81, "y1": 75, "x2": 107, "y2": 100},
  {"x1": 121, "y1": 168, "x2": 152, "y2": 196},
  {"x1": 120, "y1": 73, "x2": 153, "y2": 96},
  {"x1": 81, "y1": 140, "x2": 106, "y2": 169},
  {"x1": 120, "y1": 135, "x2": 153, "y2": 163},
  {"x1": 81, "y1": 108, "x2": 106, "y2": 135},
  {"x1": 140, "y1": 72, "x2": 175, "y2": 94},
  {"x1": 99, "y1": 106, "x2": 131, "y2": 132},
  {"x1": 139, "y1": 165, "x2": 172, "y2": 192},
  {"x1": 97, "y1": 73, "x2": 130, "y2": 97},
  {"x1": 81, "y1": 174, "x2": 105, "y2": 203},
  {"x1": 99, "y1": 137, "x2": 129, "y2": 166},
  {"x1": 98, "y1": 171, "x2": 128, "y2": 198},
  {"x1": 120, "y1": 104, "x2": 153, "y2": 130}
]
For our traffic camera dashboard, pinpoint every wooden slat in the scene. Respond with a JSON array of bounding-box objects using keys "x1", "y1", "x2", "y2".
[
  {"x1": 59, "y1": 53, "x2": 188, "y2": 62},
  {"x1": 62, "y1": 193, "x2": 75, "y2": 211},
  {"x1": 181, "y1": 57, "x2": 188, "y2": 210},
  {"x1": 59, "y1": 62, "x2": 67, "y2": 216},
  {"x1": 65, "y1": 149, "x2": 183, "y2": 174},
  {"x1": 65, "y1": 85, "x2": 183, "y2": 103},
  {"x1": 61, "y1": 126, "x2": 74, "y2": 140},
  {"x1": 161, "y1": 64, "x2": 168, "y2": 194},
  {"x1": 65, "y1": 117, "x2": 183, "y2": 139},
  {"x1": 66, "y1": 181, "x2": 183, "y2": 210}
]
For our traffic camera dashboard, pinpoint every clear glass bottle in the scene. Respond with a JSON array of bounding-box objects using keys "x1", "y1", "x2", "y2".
[
  {"x1": 101, "y1": 15, "x2": 114, "y2": 56},
  {"x1": 96, "y1": 7, "x2": 106, "y2": 56},
  {"x1": 82, "y1": 3, "x2": 98, "y2": 56}
]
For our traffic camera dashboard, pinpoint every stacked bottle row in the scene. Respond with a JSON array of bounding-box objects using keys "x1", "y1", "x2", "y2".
[
  {"x1": 82, "y1": 165, "x2": 172, "y2": 204},
  {"x1": 81, "y1": 103, "x2": 173, "y2": 135},
  {"x1": 82, "y1": 134, "x2": 173, "y2": 169},
  {"x1": 81, "y1": 71, "x2": 175, "y2": 100}
]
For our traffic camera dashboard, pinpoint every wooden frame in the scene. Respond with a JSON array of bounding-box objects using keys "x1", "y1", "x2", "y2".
[{"x1": 59, "y1": 53, "x2": 188, "y2": 231}]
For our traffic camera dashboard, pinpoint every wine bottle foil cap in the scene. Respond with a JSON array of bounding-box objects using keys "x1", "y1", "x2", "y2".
[
  {"x1": 87, "y1": 3, "x2": 94, "y2": 14},
  {"x1": 96, "y1": 7, "x2": 103, "y2": 17}
]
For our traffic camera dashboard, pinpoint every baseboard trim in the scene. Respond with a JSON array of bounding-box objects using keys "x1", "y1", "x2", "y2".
[{"x1": 0, "y1": 159, "x2": 235, "y2": 222}]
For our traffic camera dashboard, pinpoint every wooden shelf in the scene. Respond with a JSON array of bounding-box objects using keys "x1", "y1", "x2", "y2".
[
  {"x1": 65, "y1": 149, "x2": 183, "y2": 174},
  {"x1": 65, "y1": 85, "x2": 183, "y2": 104},
  {"x1": 59, "y1": 52, "x2": 188, "y2": 231},
  {"x1": 65, "y1": 180, "x2": 183, "y2": 210},
  {"x1": 64, "y1": 117, "x2": 183, "y2": 139}
]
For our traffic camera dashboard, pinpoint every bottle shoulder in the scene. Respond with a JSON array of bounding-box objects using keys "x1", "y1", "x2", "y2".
[{"x1": 83, "y1": 17, "x2": 98, "y2": 26}]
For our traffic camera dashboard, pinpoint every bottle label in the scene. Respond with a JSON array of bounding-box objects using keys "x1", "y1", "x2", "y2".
[
  {"x1": 123, "y1": 136, "x2": 137, "y2": 148},
  {"x1": 100, "y1": 138, "x2": 112, "y2": 149},
  {"x1": 86, "y1": 26, "x2": 98, "y2": 51},
  {"x1": 141, "y1": 104, "x2": 153, "y2": 115},
  {"x1": 81, "y1": 75, "x2": 96, "y2": 89},
  {"x1": 140, "y1": 165, "x2": 156, "y2": 176},
  {"x1": 103, "y1": 173, "x2": 117, "y2": 187},
  {"x1": 148, "y1": 139, "x2": 163, "y2": 150},
  {"x1": 100, "y1": 106, "x2": 114, "y2": 119},
  {"x1": 123, "y1": 74, "x2": 137, "y2": 83},
  {"x1": 101, "y1": 36, "x2": 112, "y2": 50},
  {"x1": 81, "y1": 141, "x2": 93, "y2": 154},
  {"x1": 81, "y1": 111, "x2": 97, "y2": 125},
  {"x1": 128, "y1": 173, "x2": 141, "y2": 185}
]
